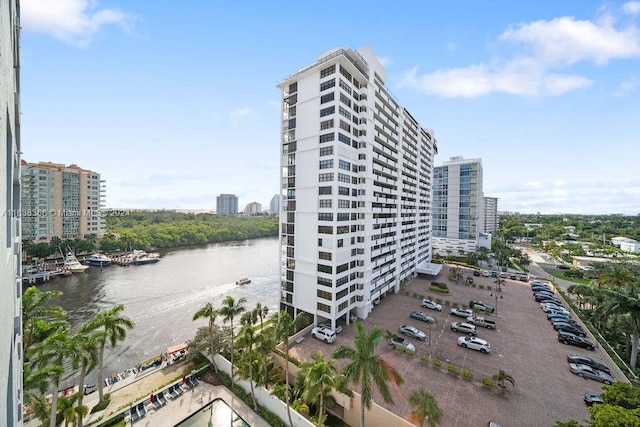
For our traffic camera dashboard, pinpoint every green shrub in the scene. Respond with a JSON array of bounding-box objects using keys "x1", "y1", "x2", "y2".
[
  {"x1": 260, "y1": 407, "x2": 286, "y2": 427},
  {"x1": 462, "y1": 369, "x2": 474, "y2": 380},
  {"x1": 435, "y1": 298, "x2": 443, "y2": 304},
  {"x1": 447, "y1": 364, "x2": 460, "y2": 375},
  {"x1": 405, "y1": 349, "x2": 416, "y2": 357},
  {"x1": 482, "y1": 377, "x2": 494, "y2": 387},
  {"x1": 91, "y1": 397, "x2": 111, "y2": 413},
  {"x1": 471, "y1": 283, "x2": 477, "y2": 288},
  {"x1": 429, "y1": 285, "x2": 449, "y2": 294},
  {"x1": 432, "y1": 358, "x2": 442, "y2": 368},
  {"x1": 420, "y1": 355, "x2": 430, "y2": 363},
  {"x1": 478, "y1": 285, "x2": 485, "y2": 289},
  {"x1": 444, "y1": 300, "x2": 451, "y2": 306}
]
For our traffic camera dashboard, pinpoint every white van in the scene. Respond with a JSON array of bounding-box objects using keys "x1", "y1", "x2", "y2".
[{"x1": 311, "y1": 326, "x2": 337, "y2": 343}]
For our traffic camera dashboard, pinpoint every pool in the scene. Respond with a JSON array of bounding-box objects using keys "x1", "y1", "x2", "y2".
[{"x1": 174, "y1": 398, "x2": 250, "y2": 427}]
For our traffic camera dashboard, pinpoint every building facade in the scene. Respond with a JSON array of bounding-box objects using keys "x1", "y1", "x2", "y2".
[
  {"x1": 216, "y1": 194, "x2": 238, "y2": 215},
  {"x1": 21, "y1": 161, "x2": 106, "y2": 241},
  {"x1": 269, "y1": 194, "x2": 280, "y2": 215},
  {"x1": 432, "y1": 156, "x2": 484, "y2": 256},
  {"x1": 482, "y1": 196, "x2": 498, "y2": 234},
  {"x1": 243, "y1": 202, "x2": 262, "y2": 214},
  {"x1": 277, "y1": 46, "x2": 437, "y2": 328},
  {"x1": 1, "y1": 0, "x2": 23, "y2": 424}
]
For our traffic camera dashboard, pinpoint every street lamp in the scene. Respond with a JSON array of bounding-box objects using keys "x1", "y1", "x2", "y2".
[{"x1": 489, "y1": 289, "x2": 503, "y2": 316}]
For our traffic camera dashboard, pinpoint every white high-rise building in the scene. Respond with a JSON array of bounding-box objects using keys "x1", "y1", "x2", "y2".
[
  {"x1": 269, "y1": 194, "x2": 280, "y2": 215},
  {"x1": 277, "y1": 46, "x2": 437, "y2": 327},
  {"x1": 482, "y1": 196, "x2": 498, "y2": 234},
  {"x1": 1, "y1": 0, "x2": 23, "y2": 424},
  {"x1": 432, "y1": 156, "x2": 484, "y2": 255},
  {"x1": 216, "y1": 194, "x2": 238, "y2": 215}
]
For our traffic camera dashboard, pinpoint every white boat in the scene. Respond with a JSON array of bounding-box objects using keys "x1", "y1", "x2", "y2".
[
  {"x1": 85, "y1": 253, "x2": 112, "y2": 267},
  {"x1": 236, "y1": 277, "x2": 251, "y2": 285},
  {"x1": 63, "y1": 250, "x2": 89, "y2": 273},
  {"x1": 130, "y1": 250, "x2": 161, "y2": 265}
]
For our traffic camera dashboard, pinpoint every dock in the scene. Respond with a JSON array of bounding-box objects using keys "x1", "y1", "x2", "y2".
[{"x1": 23, "y1": 269, "x2": 70, "y2": 284}]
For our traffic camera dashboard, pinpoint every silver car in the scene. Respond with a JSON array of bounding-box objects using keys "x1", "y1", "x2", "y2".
[
  {"x1": 399, "y1": 325, "x2": 426, "y2": 341},
  {"x1": 569, "y1": 363, "x2": 615, "y2": 385},
  {"x1": 422, "y1": 299, "x2": 443, "y2": 311}
]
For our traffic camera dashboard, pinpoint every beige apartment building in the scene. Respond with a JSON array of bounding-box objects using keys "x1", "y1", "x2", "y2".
[{"x1": 21, "y1": 161, "x2": 106, "y2": 241}]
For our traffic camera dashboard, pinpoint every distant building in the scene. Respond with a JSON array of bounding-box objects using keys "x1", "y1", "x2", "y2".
[
  {"x1": 277, "y1": 45, "x2": 437, "y2": 325},
  {"x1": 482, "y1": 196, "x2": 498, "y2": 234},
  {"x1": 244, "y1": 202, "x2": 262, "y2": 214},
  {"x1": 21, "y1": 161, "x2": 106, "y2": 241},
  {"x1": 611, "y1": 236, "x2": 638, "y2": 248},
  {"x1": 269, "y1": 194, "x2": 280, "y2": 215},
  {"x1": 432, "y1": 156, "x2": 484, "y2": 255},
  {"x1": 1, "y1": 1, "x2": 23, "y2": 424},
  {"x1": 216, "y1": 194, "x2": 238, "y2": 215}
]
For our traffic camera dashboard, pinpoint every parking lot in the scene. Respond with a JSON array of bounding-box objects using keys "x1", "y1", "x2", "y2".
[{"x1": 289, "y1": 265, "x2": 619, "y2": 426}]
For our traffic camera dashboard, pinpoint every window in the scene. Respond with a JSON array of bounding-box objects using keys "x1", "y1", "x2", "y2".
[
  {"x1": 317, "y1": 289, "x2": 332, "y2": 300},
  {"x1": 337, "y1": 239, "x2": 343, "y2": 247},
  {"x1": 319, "y1": 186, "x2": 332, "y2": 195},
  {"x1": 320, "y1": 106, "x2": 335, "y2": 117},
  {"x1": 339, "y1": 160, "x2": 351, "y2": 170},
  {"x1": 318, "y1": 225, "x2": 333, "y2": 234},
  {"x1": 319, "y1": 133, "x2": 335, "y2": 143},
  {"x1": 338, "y1": 186, "x2": 349, "y2": 195},
  {"x1": 318, "y1": 264, "x2": 333, "y2": 274},
  {"x1": 320, "y1": 78, "x2": 336, "y2": 91},
  {"x1": 288, "y1": 82, "x2": 298, "y2": 93},
  {"x1": 339, "y1": 120, "x2": 350, "y2": 132},
  {"x1": 339, "y1": 106, "x2": 351, "y2": 120},
  {"x1": 337, "y1": 213, "x2": 350, "y2": 221},
  {"x1": 320, "y1": 119, "x2": 334, "y2": 130},
  {"x1": 319, "y1": 251, "x2": 332, "y2": 260},
  {"x1": 319, "y1": 199, "x2": 332, "y2": 208},
  {"x1": 340, "y1": 92, "x2": 351, "y2": 107},
  {"x1": 319, "y1": 146, "x2": 333, "y2": 156},
  {"x1": 338, "y1": 199, "x2": 349, "y2": 208},
  {"x1": 338, "y1": 173, "x2": 350, "y2": 183},
  {"x1": 338, "y1": 133, "x2": 351, "y2": 145},
  {"x1": 319, "y1": 173, "x2": 334, "y2": 182},
  {"x1": 320, "y1": 64, "x2": 336, "y2": 78},
  {"x1": 319, "y1": 159, "x2": 333, "y2": 169},
  {"x1": 321, "y1": 92, "x2": 335, "y2": 104},
  {"x1": 339, "y1": 79, "x2": 352, "y2": 94},
  {"x1": 337, "y1": 263, "x2": 349, "y2": 273},
  {"x1": 318, "y1": 212, "x2": 334, "y2": 221},
  {"x1": 318, "y1": 276, "x2": 333, "y2": 287},
  {"x1": 339, "y1": 65, "x2": 352, "y2": 82},
  {"x1": 318, "y1": 302, "x2": 331, "y2": 313}
]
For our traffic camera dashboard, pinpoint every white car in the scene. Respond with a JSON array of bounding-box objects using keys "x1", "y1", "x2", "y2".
[
  {"x1": 457, "y1": 336, "x2": 491, "y2": 353},
  {"x1": 450, "y1": 322, "x2": 477, "y2": 336},
  {"x1": 318, "y1": 321, "x2": 342, "y2": 334},
  {"x1": 482, "y1": 270, "x2": 491, "y2": 277},
  {"x1": 450, "y1": 307, "x2": 474, "y2": 318},
  {"x1": 541, "y1": 304, "x2": 569, "y2": 314},
  {"x1": 311, "y1": 326, "x2": 336, "y2": 343},
  {"x1": 422, "y1": 299, "x2": 442, "y2": 311}
]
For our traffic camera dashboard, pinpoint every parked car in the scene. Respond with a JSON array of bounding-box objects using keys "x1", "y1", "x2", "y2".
[
  {"x1": 399, "y1": 325, "x2": 426, "y2": 341},
  {"x1": 466, "y1": 276, "x2": 474, "y2": 284},
  {"x1": 569, "y1": 363, "x2": 615, "y2": 384},
  {"x1": 547, "y1": 313, "x2": 576, "y2": 323},
  {"x1": 535, "y1": 294, "x2": 562, "y2": 303},
  {"x1": 509, "y1": 273, "x2": 517, "y2": 280},
  {"x1": 450, "y1": 307, "x2": 474, "y2": 318},
  {"x1": 389, "y1": 335, "x2": 416, "y2": 352},
  {"x1": 567, "y1": 353, "x2": 611, "y2": 375},
  {"x1": 557, "y1": 264, "x2": 571, "y2": 270},
  {"x1": 451, "y1": 322, "x2": 477, "y2": 335},
  {"x1": 473, "y1": 270, "x2": 481, "y2": 276},
  {"x1": 410, "y1": 311, "x2": 436, "y2": 324},
  {"x1": 422, "y1": 299, "x2": 443, "y2": 311},
  {"x1": 491, "y1": 271, "x2": 498, "y2": 278},
  {"x1": 583, "y1": 392, "x2": 604, "y2": 406},
  {"x1": 531, "y1": 284, "x2": 553, "y2": 292},
  {"x1": 498, "y1": 272, "x2": 507, "y2": 278},
  {"x1": 318, "y1": 321, "x2": 343, "y2": 334},
  {"x1": 534, "y1": 291, "x2": 557, "y2": 299},
  {"x1": 482, "y1": 270, "x2": 491, "y2": 277},
  {"x1": 519, "y1": 275, "x2": 529, "y2": 282},
  {"x1": 467, "y1": 315, "x2": 496, "y2": 329},
  {"x1": 311, "y1": 327, "x2": 336, "y2": 343},
  {"x1": 83, "y1": 383, "x2": 96, "y2": 395},
  {"x1": 558, "y1": 331, "x2": 595, "y2": 350},
  {"x1": 541, "y1": 302, "x2": 568, "y2": 312},
  {"x1": 469, "y1": 300, "x2": 495, "y2": 313},
  {"x1": 552, "y1": 321, "x2": 587, "y2": 337},
  {"x1": 457, "y1": 336, "x2": 491, "y2": 353}
]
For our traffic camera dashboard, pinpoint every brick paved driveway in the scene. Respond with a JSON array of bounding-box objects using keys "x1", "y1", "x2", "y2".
[{"x1": 289, "y1": 265, "x2": 618, "y2": 427}]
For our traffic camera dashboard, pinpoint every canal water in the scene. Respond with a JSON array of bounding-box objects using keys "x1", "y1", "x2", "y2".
[{"x1": 36, "y1": 237, "x2": 280, "y2": 383}]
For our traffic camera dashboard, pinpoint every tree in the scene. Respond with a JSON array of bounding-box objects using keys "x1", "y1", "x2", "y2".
[
  {"x1": 193, "y1": 302, "x2": 220, "y2": 373},
  {"x1": 69, "y1": 330, "x2": 98, "y2": 427},
  {"x1": 448, "y1": 267, "x2": 462, "y2": 284},
  {"x1": 83, "y1": 305, "x2": 135, "y2": 402},
  {"x1": 300, "y1": 352, "x2": 352, "y2": 427},
  {"x1": 219, "y1": 295, "x2": 247, "y2": 385},
  {"x1": 333, "y1": 322, "x2": 405, "y2": 427},
  {"x1": 492, "y1": 370, "x2": 515, "y2": 389},
  {"x1": 408, "y1": 388, "x2": 443, "y2": 427},
  {"x1": 273, "y1": 310, "x2": 308, "y2": 427},
  {"x1": 494, "y1": 277, "x2": 506, "y2": 292},
  {"x1": 255, "y1": 325, "x2": 277, "y2": 388},
  {"x1": 22, "y1": 286, "x2": 66, "y2": 353},
  {"x1": 254, "y1": 302, "x2": 269, "y2": 330},
  {"x1": 236, "y1": 321, "x2": 259, "y2": 412},
  {"x1": 601, "y1": 283, "x2": 640, "y2": 368},
  {"x1": 601, "y1": 382, "x2": 640, "y2": 409}
]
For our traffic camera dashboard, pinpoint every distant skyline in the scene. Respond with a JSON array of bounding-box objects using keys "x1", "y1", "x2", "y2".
[{"x1": 20, "y1": 0, "x2": 640, "y2": 214}]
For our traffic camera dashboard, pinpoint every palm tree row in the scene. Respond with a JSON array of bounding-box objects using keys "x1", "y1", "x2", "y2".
[
  {"x1": 23, "y1": 286, "x2": 134, "y2": 427},
  {"x1": 193, "y1": 299, "x2": 443, "y2": 427}
]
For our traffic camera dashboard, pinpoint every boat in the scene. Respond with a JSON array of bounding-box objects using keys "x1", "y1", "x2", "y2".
[
  {"x1": 130, "y1": 250, "x2": 160, "y2": 265},
  {"x1": 85, "y1": 253, "x2": 112, "y2": 267},
  {"x1": 236, "y1": 277, "x2": 251, "y2": 285},
  {"x1": 62, "y1": 249, "x2": 89, "y2": 273}
]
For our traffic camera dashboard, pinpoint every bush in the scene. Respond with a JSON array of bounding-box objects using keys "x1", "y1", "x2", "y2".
[
  {"x1": 432, "y1": 358, "x2": 442, "y2": 368},
  {"x1": 94, "y1": 413, "x2": 125, "y2": 427},
  {"x1": 429, "y1": 282, "x2": 450, "y2": 294},
  {"x1": 91, "y1": 397, "x2": 111, "y2": 414},
  {"x1": 444, "y1": 300, "x2": 451, "y2": 306},
  {"x1": 482, "y1": 377, "x2": 494, "y2": 387},
  {"x1": 420, "y1": 355, "x2": 430, "y2": 363},
  {"x1": 479, "y1": 285, "x2": 485, "y2": 289},
  {"x1": 447, "y1": 364, "x2": 460, "y2": 375},
  {"x1": 435, "y1": 298, "x2": 443, "y2": 304},
  {"x1": 260, "y1": 407, "x2": 286, "y2": 427},
  {"x1": 462, "y1": 369, "x2": 474, "y2": 380}
]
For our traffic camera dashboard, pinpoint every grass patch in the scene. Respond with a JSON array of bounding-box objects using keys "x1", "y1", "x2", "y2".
[{"x1": 548, "y1": 272, "x2": 590, "y2": 285}]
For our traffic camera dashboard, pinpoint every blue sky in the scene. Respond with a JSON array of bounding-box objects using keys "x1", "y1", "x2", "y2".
[{"x1": 20, "y1": 0, "x2": 640, "y2": 215}]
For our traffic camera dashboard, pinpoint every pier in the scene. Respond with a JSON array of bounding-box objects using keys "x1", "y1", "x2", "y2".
[{"x1": 23, "y1": 269, "x2": 70, "y2": 284}]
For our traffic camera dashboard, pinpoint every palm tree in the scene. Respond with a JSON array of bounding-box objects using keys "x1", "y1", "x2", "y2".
[
  {"x1": 449, "y1": 267, "x2": 462, "y2": 284},
  {"x1": 22, "y1": 286, "x2": 67, "y2": 353},
  {"x1": 236, "y1": 322, "x2": 259, "y2": 412},
  {"x1": 255, "y1": 325, "x2": 277, "y2": 387},
  {"x1": 273, "y1": 310, "x2": 308, "y2": 427},
  {"x1": 594, "y1": 263, "x2": 634, "y2": 289},
  {"x1": 601, "y1": 283, "x2": 640, "y2": 368},
  {"x1": 254, "y1": 302, "x2": 269, "y2": 330},
  {"x1": 58, "y1": 392, "x2": 86, "y2": 427},
  {"x1": 300, "y1": 351, "x2": 352, "y2": 427},
  {"x1": 493, "y1": 370, "x2": 515, "y2": 388},
  {"x1": 84, "y1": 305, "x2": 135, "y2": 402},
  {"x1": 219, "y1": 295, "x2": 247, "y2": 385},
  {"x1": 494, "y1": 277, "x2": 505, "y2": 292},
  {"x1": 23, "y1": 359, "x2": 63, "y2": 427},
  {"x1": 69, "y1": 330, "x2": 98, "y2": 427},
  {"x1": 193, "y1": 302, "x2": 220, "y2": 373},
  {"x1": 333, "y1": 322, "x2": 405, "y2": 427},
  {"x1": 408, "y1": 388, "x2": 443, "y2": 427}
]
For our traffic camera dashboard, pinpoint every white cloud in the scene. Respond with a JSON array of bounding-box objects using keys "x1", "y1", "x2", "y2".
[
  {"x1": 401, "y1": 9, "x2": 640, "y2": 98},
  {"x1": 21, "y1": 0, "x2": 130, "y2": 47},
  {"x1": 622, "y1": 1, "x2": 640, "y2": 16},
  {"x1": 615, "y1": 78, "x2": 637, "y2": 94}
]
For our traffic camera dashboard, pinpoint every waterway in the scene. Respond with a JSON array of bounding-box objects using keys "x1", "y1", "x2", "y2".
[{"x1": 35, "y1": 237, "x2": 280, "y2": 383}]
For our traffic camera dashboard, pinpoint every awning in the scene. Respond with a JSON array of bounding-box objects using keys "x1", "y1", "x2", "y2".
[{"x1": 166, "y1": 342, "x2": 189, "y2": 355}]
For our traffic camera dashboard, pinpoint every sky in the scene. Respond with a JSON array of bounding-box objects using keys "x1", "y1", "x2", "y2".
[{"x1": 19, "y1": 0, "x2": 640, "y2": 215}]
